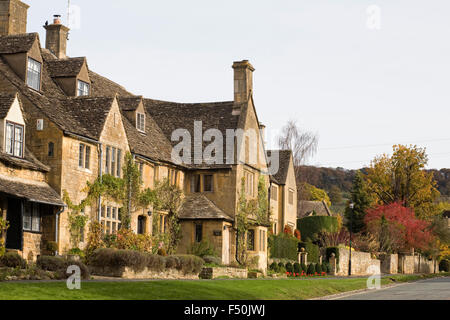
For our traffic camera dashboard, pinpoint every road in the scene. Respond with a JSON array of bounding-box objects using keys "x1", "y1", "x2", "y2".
[{"x1": 335, "y1": 277, "x2": 450, "y2": 300}]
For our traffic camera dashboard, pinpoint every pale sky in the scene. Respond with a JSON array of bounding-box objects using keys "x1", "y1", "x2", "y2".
[{"x1": 25, "y1": 0, "x2": 450, "y2": 170}]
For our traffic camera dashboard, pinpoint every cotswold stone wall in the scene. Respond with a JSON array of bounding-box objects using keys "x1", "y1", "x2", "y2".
[
  {"x1": 336, "y1": 248, "x2": 380, "y2": 276},
  {"x1": 199, "y1": 267, "x2": 248, "y2": 279},
  {"x1": 90, "y1": 266, "x2": 199, "y2": 280},
  {"x1": 380, "y1": 254, "x2": 398, "y2": 274},
  {"x1": 22, "y1": 232, "x2": 41, "y2": 261},
  {"x1": 398, "y1": 255, "x2": 415, "y2": 274},
  {"x1": 414, "y1": 256, "x2": 438, "y2": 274}
]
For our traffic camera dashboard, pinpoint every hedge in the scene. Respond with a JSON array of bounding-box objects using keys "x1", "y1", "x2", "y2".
[
  {"x1": 439, "y1": 259, "x2": 449, "y2": 272},
  {"x1": 88, "y1": 248, "x2": 204, "y2": 274},
  {"x1": 0, "y1": 252, "x2": 27, "y2": 269},
  {"x1": 297, "y1": 216, "x2": 339, "y2": 241},
  {"x1": 37, "y1": 256, "x2": 90, "y2": 280},
  {"x1": 298, "y1": 241, "x2": 320, "y2": 264},
  {"x1": 269, "y1": 234, "x2": 299, "y2": 261}
]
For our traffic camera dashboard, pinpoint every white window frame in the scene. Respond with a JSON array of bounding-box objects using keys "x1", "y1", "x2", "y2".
[
  {"x1": 77, "y1": 80, "x2": 90, "y2": 96},
  {"x1": 136, "y1": 113, "x2": 145, "y2": 132},
  {"x1": 5, "y1": 121, "x2": 24, "y2": 158},
  {"x1": 27, "y1": 57, "x2": 41, "y2": 91},
  {"x1": 79, "y1": 143, "x2": 91, "y2": 169},
  {"x1": 23, "y1": 202, "x2": 41, "y2": 232}
]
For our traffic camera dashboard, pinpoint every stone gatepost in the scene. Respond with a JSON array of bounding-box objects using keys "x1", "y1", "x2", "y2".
[{"x1": 329, "y1": 253, "x2": 337, "y2": 275}]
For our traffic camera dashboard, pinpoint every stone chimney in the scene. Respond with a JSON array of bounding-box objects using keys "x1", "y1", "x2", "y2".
[
  {"x1": 233, "y1": 60, "x2": 255, "y2": 105},
  {"x1": 44, "y1": 15, "x2": 69, "y2": 59},
  {"x1": 0, "y1": 0, "x2": 29, "y2": 36}
]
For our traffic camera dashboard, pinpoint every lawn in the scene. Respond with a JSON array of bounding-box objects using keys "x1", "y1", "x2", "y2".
[{"x1": 0, "y1": 274, "x2": 446, "y2": 300}]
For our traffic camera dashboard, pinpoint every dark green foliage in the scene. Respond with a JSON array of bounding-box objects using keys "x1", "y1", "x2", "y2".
[
  {"x1": 293, "y1": 262, "x2": 301, "y2": 274},
  {"x1": 301, "y1": 263, "x2": 307, "y2": 273},
  {"x1": 88, "y1": 248, "x2": 203, "y2": 274},
  {"x1": 322, "y1": 262, "x2": 330, "y2": 274},
  {"x1": 299, "y1": 241, "x2": 320, "y2": 264},
  {"x1": 36, "y1": 256, "x2": 90, "y2": 280},
  {"x1": 315, "y1": 263, "x2": 322, "y2": 274},
  {"x1": 269, "y1": 262, "x2": 279, "y2": 272},
  {"x1": 285, "y1": 262, "x2": 293, "y2": 273},
  {"x1": 0, "y1": 252, "x2": 26, "y2": 268},
  {"x1": 268, "y1": 233, "x2": 299, "y2": 261},
  {"x1": 307, "y1": 263, "x2": 315, "y2": 275},
  {"x1": 188, "y1": 240, "x2": 217, "y2": 258},
  {"x1": 344, "y1": 172, "x2": 372, "y2": 233},
  {"x1": 325, "y1": 247, "x2": 340, "y2": 263},
  {"x1": 297, "y1": 216, "x2": 339, "y2": 241},
  {"x1": 439, "y1": 259, "x2": 449, "y2": 272}
]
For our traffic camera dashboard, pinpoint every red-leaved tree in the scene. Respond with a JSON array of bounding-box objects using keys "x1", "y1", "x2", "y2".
[{"x1": 364, "y1": 202, "x2": 435, "y2": 253}]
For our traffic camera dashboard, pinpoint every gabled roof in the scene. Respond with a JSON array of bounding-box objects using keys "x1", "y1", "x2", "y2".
[
  {"x1": 0, "y1": 148, "x2": 50, "y2": 172},
  {"x1": 0, "y1": 93, "x2": 16, "y2": 118},
  {"x1": 179, "y1": 193, "x2": 233, "y2": 222},
  {"x1": 119, "y1": 96, "x2": 143, "y2": 111},
  {"x1": 0, "y1": 33, "x2": 38, "y2": 54},
  {"x1": 59, "y1": 96, "x2": 116, "y2": 140},
  {"x1": 46, "y1": 57, "x2": 87, "y2": 78},
  {"x1": 268, "y1": 150, "x2": 292, "y2": 185},
  {"x1": 145, "y1": 99, "x2": 239, "y2": 168},
  {"x1": 297, "y1": 200, "x2": 332, "y2": 218}
]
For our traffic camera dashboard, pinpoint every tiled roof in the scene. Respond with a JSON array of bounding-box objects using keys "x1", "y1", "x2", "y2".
[
  {"x1": 89, "y1": 70, "x2": 133, "y2": 97},
  {"x1": 297, "y1": 200, "x2": 332, "y2": 218},
  {"x1": 0, "y1": 149, "x2": 50, "y2": 172},
  {"x1": 145, "y1": 99, "x2": 239, "y2": 168},
  {"x1": 59, "y1": 97, "x2": 115, "y2": 140},
  {"x1": 0, "y1": 94, "x2": 15, "y2": 118},
  {"x1": 0, "y1": 33, "x2": 38, "y2": 54},
  {"x1": 119, "y1": 96, "x2": 143, "y2": 111},
  {"x1": 268, "y1": 150, "x2": 292, "y2": 185},
  {"x1": 46, "y1": 57, "x2": 86, "y2": 78},
  {"x1": 179, "y1": 193, "x2": 233, "y2": 222},
  {"x1": 0, "y1": 173, "x2": 63, "y2": 206}
]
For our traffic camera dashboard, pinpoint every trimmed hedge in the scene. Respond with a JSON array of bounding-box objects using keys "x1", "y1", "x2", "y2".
[
  {"x1": 36, "y1": 256, "x2": 90, "y2": 280},
  {"x1": 0, "y1": 252, "x2": 27, "y2": 268},
  {"x1": 298, "y1": 241, "x2": 320, "y2": 264},
  {"x1": 307, "y1": 263, "x2": 315, "y2": 275},
  {"x1": 269, "y1": 234, "x2": 299, "y2": 261},
  {"x1": 88, "y1": 248, "x2": 204, "y2": 275},
  {"x1": 439, "y1": 259, "x2": 449, "y2": 272},
  {"x1": 285, "y1": 262, "x2": 293, "y2": 273},
  {"x1": 297, "y1": 216, "x2": 339, "y2": 241},
  {"x1": 293, "y1": 262, "x2": 301, "y2": 274}
]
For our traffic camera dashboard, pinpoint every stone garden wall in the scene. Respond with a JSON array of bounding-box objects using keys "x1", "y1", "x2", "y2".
[
  {"x1": 90, "y1": 266, "x2": 199, "y2": 280},
  {"x1": 414, "y1": 256, "x2": 438, "y2": 274},
  {"x1": 335, "y1": 248, "x2": 380, "y2": 276},
  {"x1": 379, "y1": 254, "x2": 398, "y2": 274},
  {"x1": 199, "y1": 267, "x2": 248, "y2": 279}
]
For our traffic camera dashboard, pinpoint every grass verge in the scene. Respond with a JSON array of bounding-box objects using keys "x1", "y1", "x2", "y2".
[{"x1": 0, "y1": 273, "x2": 447, "y2": 300}]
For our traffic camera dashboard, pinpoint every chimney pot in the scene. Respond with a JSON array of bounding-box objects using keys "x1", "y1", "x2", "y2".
[{"x1": 53, "y1": 15, "x2": 61, "y2": 24}]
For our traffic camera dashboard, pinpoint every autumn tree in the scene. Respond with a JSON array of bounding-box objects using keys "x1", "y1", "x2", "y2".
[
  {"x1": 365, "y1": 145, "x2": 440, "y2": 219},
  {"x1": 344, "y1": 171, "x2": 374, "y2": 233},
  {"x1": 298, "y1": 182, "x2": 331, "y2": 207},
  {"x1": 364, "y1": 202, "x2": 435, "y2": 253}
]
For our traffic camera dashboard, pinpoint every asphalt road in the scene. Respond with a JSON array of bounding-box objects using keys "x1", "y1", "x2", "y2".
[{"x1": 336, "y1": 277, "x2": 450, "y2": 300}]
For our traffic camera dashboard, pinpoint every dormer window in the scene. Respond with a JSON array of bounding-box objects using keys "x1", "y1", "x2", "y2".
[
  {"x1": 77, "y1": 80, "x2": 90, "y2": 96},
  {"x1": 27, "y1": 58, "x2": 41, "y2": 91},
  {"x1": 5, "y1": 121, "x2": 24, "y2": 158},
  {"x1": 136, "y1": 113, "x2": 145, "y2": 132}
]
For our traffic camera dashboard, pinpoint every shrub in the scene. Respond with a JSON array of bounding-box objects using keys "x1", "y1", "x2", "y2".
[
  {"x1": 68, "y1": 248, "x2": 85, "y2": 258},
  {"x1": 322, "y1": 262, "x2": 329, "y2": 274},
  {"x1": 0, "y1": 252, "x2": 26, "y2": 268},
  {"x1": 203, "y1": 255, "x2": 222, "y2": 266},
  {"x1": 36, "y1": 255, "x2": 90, "y2": 280},
  {"x1": 269, "y1": 233, "x2": 299, "y2": 261},
  {"x1": 301, "y1": 263, "x2": 307, "y2": 273},
  {"x1": 307, "y1": 263, "x2": 315, "y2": 275},
  {"x1": 45, "y1": 241, "x2": 58, "y2": 255},
  {"x1": 315, "y1": 263, "x2": 322, "y2": 274},
  {"x1": 277, "y1": 262, "x2": 286, "y2": 273},
  {"x1": 298, "y1": 241, "x2": 320, "y2": 264},
  {"x1": 439, "y1": 259, "x2": 449, "y2": 272},
  {"x1": 269, "y1": 262, "x2": 279, "y2": 272},
  {"x1": 146, "y1": 254, "x2": 166, "y2": 272},
  {"x1": 297, "y1": 216, "x2": 339, "y2": 241},
  {"x1": 293, "y1": 262, "x2": 301, "y2": 274},
  {"x1": 284, "y1": 225, "x2": 293, "y2": 235},
  {"x1": 285, "y1": 262, "x2": 293, "y2": 273},
  {"x1": 188, "y1": 240, "x2": 217, "y2": 258},
  {"x1": 157, "y1": 248, "x2": 167, "y2": 256},
  {"x1": 89, "y1": 248, "x2": 148, "y2": 272},
  {"x1": 172, "y1": 255, "x2": 204, "y2": 274},
  {"x1": 294, "y1": 229, "x2": 301, "y2": 241}
]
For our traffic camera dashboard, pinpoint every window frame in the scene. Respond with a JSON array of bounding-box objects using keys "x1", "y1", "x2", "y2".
[
  {"x1": 26, "y1": 57, "x2": 41, "y2": 91},
  {"x1": 136, "y1": 112, "x2": 145, "y2": 132},
  {"x1": 195, "y1": 223, "x2": 203, "y2": 243},
  {"x1": 247, "y1": 229, "x2": 255, "y2": 251},
  {"x1": 203, "y1": 174, "x2": 213, "y2": 192},
  {"x1": 23, "y1": 202, "x2": 41, "y2": 233},
  {"x1": 78, "y1": 143, "x2": 91, "y2": 169},
  {"x1": 288, "y1": 189, "x2": 295, "y2": 205},
  {"x1": 77, "y1": 80, "x2": 90, "y2": 96},
  {"x1": 5, "y1": 121, "x2": 24, "y2": 158}
]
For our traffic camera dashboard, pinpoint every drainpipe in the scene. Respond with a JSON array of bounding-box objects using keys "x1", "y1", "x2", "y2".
[
  {"x1": 55, "y1": 205, "x2": 65, "y2": 256},
  {"x1": 97, "y1": 143, "x2": 103, "y2": 221}
]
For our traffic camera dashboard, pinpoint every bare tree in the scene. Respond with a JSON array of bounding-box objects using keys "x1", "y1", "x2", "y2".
[
  {"x1": 278, "y1": 120, "x2": 319, "y2": 201},
  {"x1": 278, "y1": 120, "x2": 318, "y2": 168}
]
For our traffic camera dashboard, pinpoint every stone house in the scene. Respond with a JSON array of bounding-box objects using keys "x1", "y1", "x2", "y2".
[
  {"x1": 0, "y1": 92, "x2": 64, "y2": 260},
  {"x1": 0, "y1": 0, "x2": 297, "y2": 272},
  {"x1": 297, "y1": 200, "x2": 332, "y2": 218},
  {"x1": 267, "y1": 150, "x2": 298, "y2": 235}
]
